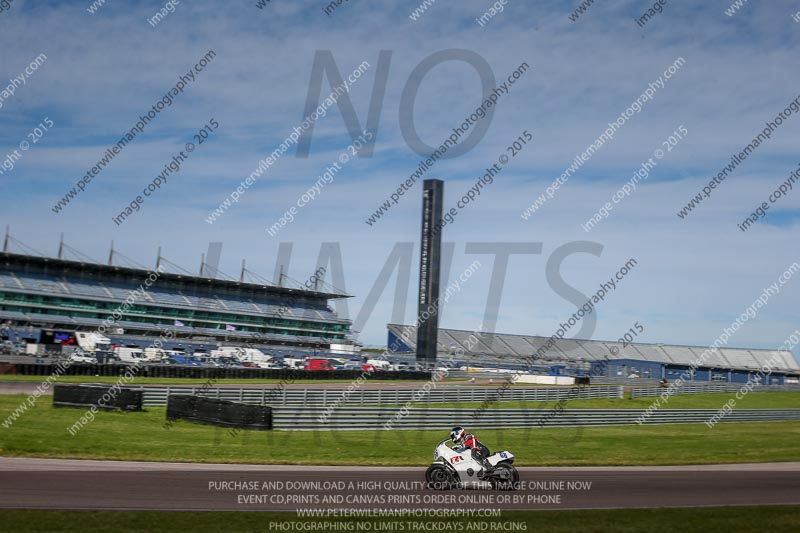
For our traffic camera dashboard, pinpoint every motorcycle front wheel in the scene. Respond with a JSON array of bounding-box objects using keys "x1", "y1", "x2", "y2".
[{"x1": 425, "y1": 463, "x2": 454, "y2": 490}]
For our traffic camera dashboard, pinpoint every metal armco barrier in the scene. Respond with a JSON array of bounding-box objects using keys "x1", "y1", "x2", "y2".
[
  {"x1": 631, "y1": 383, "x2": 800, "y2": 398},
  {"x1": 445, "y1": 371, "x2": 521, "y2": 379},
  {"x1": 274, "y1": 407, "x2": 800, "y2": 430},
  {"x1": 447, "y1": 373, "x2": 666, "y2": 387},
  {"x1": 137, "y1": 385, "x2": 624, "y2": 407},
  {"x1": 592, "y1": 377, "x2": 664, "y2": 386}
]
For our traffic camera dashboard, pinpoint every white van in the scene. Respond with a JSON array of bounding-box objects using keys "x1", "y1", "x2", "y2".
[
  {"x1": 76, "y1": 332, "x2": 112, "y2": 353},
  {"x1": 366, "y1": 358, "x2": 392, "y2": 371},
  {"x1": 282, "y1": 357, "x2": 305, "y2": 370},
  {"x1": 143, "y1": 347, "x2": 167, "y2": 362},
  {"x1": 143, "y1": 347, "x2": 186, "y2": 362},
  {"x1": 211, "y1": 346, "x2": 273, "y2": 368},
  {"x1": 113, "y1": 346, "x2": 147, "y2": 363}
]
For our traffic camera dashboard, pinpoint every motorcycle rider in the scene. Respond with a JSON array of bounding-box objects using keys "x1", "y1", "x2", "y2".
[{"x1": 450, "y1": 426, "x2": 494, "y2": 473}]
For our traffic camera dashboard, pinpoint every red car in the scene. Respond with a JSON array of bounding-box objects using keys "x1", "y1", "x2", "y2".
[{"x1": 304, "y1": 358, "x2": 334, "y2": 371}]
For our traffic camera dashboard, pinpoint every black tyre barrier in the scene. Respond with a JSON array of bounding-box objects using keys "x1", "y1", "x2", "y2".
[
  {"x1": 575, "y1": 376, "x2": 590, "y2": 385},
  {"x1": 12, "y1": 363, "x2": 431, "y2": 381},
  {"x1": 52, "y1": 384, "x2": 143, "y2": 411},
  {"x1": 166, "y1": 395, "x2": 272, "y2": 430}
]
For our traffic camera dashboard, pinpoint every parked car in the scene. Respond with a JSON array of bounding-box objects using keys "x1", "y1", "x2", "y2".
[
  {"x1": 304, "y1": 358, "x2": 334, "y2": 371},
  {"x1": 94, "y1": 351, "x2": 121, "y2": 364},
  {"x1": 260, "y1": 361, "x2": 287, "y2": 369},
  {"x1": 208, "y1": 356, "x2": 242, "y2": 368},
  {"x1": 69, "y1": 353, "x2": 98, "y2": 364},
  {"x1": 170, "y1": 356, "x2": 205, "y2": 366}
]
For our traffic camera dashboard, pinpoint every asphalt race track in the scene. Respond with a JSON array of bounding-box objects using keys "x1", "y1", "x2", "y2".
[{"x1": 0, "y1": 458, "x2": 798, "y2": 511}]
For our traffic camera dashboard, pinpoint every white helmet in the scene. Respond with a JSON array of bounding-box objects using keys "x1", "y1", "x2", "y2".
[{"x1": 450, "y1": 426, "x2": 465, "y2": 444}]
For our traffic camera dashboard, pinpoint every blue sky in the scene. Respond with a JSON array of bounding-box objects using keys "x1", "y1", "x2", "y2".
[{"x1": 1, "y1": 0, "x2": 799, "y2": 363}]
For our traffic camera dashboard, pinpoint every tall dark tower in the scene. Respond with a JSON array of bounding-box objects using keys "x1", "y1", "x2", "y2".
[{"x1": 416, "y1": 179, "x2": 444, "y2": 368}]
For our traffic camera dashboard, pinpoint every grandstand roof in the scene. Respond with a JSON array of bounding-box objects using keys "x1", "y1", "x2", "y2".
[
  {"x1": 0, "y1": 252, "x2": 350, "y2": 301},
  {"x1": 387, "y1": 324, "x2": 800, "y2": 372}
]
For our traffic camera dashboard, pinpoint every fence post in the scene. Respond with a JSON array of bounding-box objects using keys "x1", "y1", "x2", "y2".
[{"x1": 323, "y1": 388, "x2": 327, "y2": 406}]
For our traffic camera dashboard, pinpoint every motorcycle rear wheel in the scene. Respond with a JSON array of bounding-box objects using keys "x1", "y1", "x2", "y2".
[{"x1": 490, "y1": 463, "x2": 520, "y2": 491}]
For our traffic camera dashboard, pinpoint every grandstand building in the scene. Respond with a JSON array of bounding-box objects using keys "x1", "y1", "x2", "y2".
[
  {"x1": 0, "y1": 251, "x2": 352, "y2": 356},
  {"x1": 387, "y1": 324, "x2": 800, "y2": 385}
]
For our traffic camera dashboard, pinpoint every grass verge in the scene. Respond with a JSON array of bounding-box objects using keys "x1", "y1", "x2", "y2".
[
  {"x1": 398, "y1": 392, "x2": 800, "y2": 410},
  {"x1": 1, "y1": 395, "x2": 799, "y2": 466}
]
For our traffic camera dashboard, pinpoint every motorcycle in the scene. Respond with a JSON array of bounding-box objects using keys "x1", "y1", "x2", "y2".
[{"x1": 425, "y1": 438, "x2": 519, "y2": 491}]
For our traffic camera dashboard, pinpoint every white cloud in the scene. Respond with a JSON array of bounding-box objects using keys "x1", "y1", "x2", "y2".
[{"x1": 0, "y1": 0, "x2": 798, "y2": 363}]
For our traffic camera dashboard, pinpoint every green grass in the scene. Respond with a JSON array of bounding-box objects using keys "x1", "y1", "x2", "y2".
[
  {"x1": 1, "y1": 395, "x2": 799, "y2": 466},
  {"x1": 398, "y1": 392, "x2": 800, "y2": 410},
  {"x1": 0, "y1": 507, "x2": 798, "y2": 533}
]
